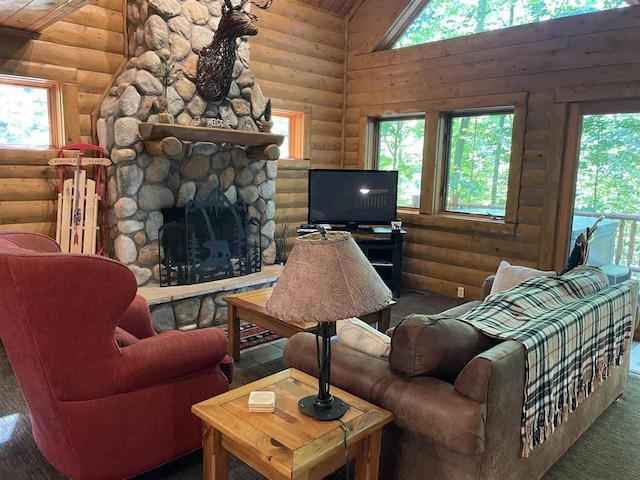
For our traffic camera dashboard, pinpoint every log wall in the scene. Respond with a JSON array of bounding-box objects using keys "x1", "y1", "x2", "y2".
[
  {"x1": 344, "y1": 4, "x2": 640, "y2": 299},
  {"x1": 0, "y1": 0, "x2": 125, "y2": 234},
  {"x1": 251, "y1": 0, "x2": 346, "y2": 169},
  {"x1": 274, "y1": 159, "x2": 309, "y2": 255}
]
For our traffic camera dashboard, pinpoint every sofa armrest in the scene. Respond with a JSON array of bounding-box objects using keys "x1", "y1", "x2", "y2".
[
  {"x1": 454, "y1": 340, "x2": 524, "y2": 404},
  {"x1": 481, "y1": 275, "x2": 495, "y2": 300},
  {"x1": 117, "y1": 294, "x2": 156, "y2": 339},
  {"x1": 284, "y1": 333, "x2": 486, "y2": 456},
  {"x1": 119, "y1": 328, "x2": 229, "y2": 392}
]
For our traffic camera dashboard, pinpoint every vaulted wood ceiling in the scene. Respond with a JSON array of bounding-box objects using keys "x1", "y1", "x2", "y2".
[
  {"x1": 297, "y1": 0, "x2": 360, "y2": 17},
  {"x1": 0, "y1": 0, "x2": 94, "y2": 33}
]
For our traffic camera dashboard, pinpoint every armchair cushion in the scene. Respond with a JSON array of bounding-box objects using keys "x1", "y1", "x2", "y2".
[
  {"x1": 390, "y1": 314, "x2": 496, "y2": 381},
  {"x1": 119, "y1": 327, "x2": 229, "y2": 392},
  {"x1": 118, "y1": 294, "x2": 156, "y2": 339},
  {"x1": 114, "y1": 327, "x2": 139, "y2": 347}
]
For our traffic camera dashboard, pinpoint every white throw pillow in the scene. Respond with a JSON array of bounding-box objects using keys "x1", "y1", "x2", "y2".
[
  {"x1": 336, "y1": 318, "x2": 391, "y2": 359},
  {"x1": 490, "y1": 260, "x2": 556, "y2": 295}
]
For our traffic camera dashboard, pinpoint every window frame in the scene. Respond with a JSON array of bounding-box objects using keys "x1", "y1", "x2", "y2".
[
  {"x1": 439, "y1": 108, "x2": 517, "y2": 220},
  {"x1": 272, "y1": 110, "x2": 307, "y2": 161},
  {"x1": 373, "y1": 114, "x2": 427, "y2": 211},
  {"x1": 363, "y1": 93, "x2": 527, "y2": 232},
  {"x1": 0, "y1": 74, "x2": 62, "y2": 149}
]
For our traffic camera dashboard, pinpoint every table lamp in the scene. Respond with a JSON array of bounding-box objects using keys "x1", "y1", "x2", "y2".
[{"x1": 265, "y1": 230, "x2": 393, "y2": 421}]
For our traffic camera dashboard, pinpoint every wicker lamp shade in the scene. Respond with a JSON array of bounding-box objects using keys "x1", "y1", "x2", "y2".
[{"x1": 265, "y1": 231, "x2": 393, "y2": 323}]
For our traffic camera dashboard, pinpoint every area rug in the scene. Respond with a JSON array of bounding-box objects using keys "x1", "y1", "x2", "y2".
[{"x1": 221, "y1": 320, "x2": 281, "y2": 351}]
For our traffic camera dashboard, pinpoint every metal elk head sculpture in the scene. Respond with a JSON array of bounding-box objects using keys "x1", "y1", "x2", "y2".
[{"x1": 195, "y1": 0, "x2": 273, "y2": 103}]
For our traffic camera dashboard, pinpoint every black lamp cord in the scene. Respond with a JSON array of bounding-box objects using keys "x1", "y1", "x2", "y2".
[{"x1": 337, "y1": 418, "x2": 350, "y2": 479}]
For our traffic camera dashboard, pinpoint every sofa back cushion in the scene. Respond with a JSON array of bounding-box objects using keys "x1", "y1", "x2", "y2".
[
  {"x1": 389, "y1": 314, "x2": 496, "y2": 380},
  {"x1": 490, "y1": 260, "x2": 556, "y2": 295}
]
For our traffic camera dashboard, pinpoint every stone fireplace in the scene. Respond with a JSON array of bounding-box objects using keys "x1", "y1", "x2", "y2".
[{"x1": 97, "y1": 0, "x2": 277, "y2": 289}]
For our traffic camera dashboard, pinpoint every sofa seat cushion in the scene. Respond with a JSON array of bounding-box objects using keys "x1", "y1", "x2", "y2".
[{"x1": 390, "y1": 314, "x2": 496, "y2": 381}]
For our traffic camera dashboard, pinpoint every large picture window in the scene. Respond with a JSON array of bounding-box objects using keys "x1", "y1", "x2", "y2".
[
  {"x1": 0, "y1": 76, "x2": 60, "y2": 148},
  {"x1": 443, "y1": 111, "x2": 514, "y2": 218},
  {"x1": 394, "y1": 0, "x2": 627, "y2": 49},
  {"x1": 375, "y1": 117, "x2": 425, "y2": 208}
]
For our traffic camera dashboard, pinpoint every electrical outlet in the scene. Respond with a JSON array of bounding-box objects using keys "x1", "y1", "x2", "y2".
[{"x1": 457, "y1": 287, "x2": 465, "y2": 298}]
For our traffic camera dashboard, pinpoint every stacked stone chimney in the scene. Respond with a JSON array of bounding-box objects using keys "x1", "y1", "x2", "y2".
[{"x1": 97, "y1": 0, "x2": 277, "y2": 286}]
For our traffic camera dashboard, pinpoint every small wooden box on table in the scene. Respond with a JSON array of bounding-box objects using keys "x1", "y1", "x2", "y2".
[
  {"x1": 192, "y1": 368, "x2": 393, "y2": 480},
  {"x1": 223, "y1": 287, "x2": 394, "y2": 361}
]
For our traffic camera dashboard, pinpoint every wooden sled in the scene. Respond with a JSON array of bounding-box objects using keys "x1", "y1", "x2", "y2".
[{"x1": 48, "y1": 145, "x2": 111, "y2": 254}]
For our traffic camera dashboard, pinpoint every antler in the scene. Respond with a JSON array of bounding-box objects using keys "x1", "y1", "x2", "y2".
[
  {"x1": 252, "y1": 0, "x2": 273, "y2": 9},
  {"x1": 239, "y1": 0, "x2": 273, "y2": 9}
]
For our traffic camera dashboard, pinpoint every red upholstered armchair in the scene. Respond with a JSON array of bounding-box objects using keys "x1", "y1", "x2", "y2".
[{"x1": 0, "y1": 231, "x2": 233, "y2": 480}]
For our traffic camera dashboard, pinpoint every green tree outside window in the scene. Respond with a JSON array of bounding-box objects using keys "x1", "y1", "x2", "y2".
[
  {"x1": 377, "y1": 118, "x2": 426, "y2": 208},
  {"x1": 0, "y1": 83, "x2": 50, "y2": 148},
  {"x1": 395, "y1": 0, "x2": 627, "y2": 49}
]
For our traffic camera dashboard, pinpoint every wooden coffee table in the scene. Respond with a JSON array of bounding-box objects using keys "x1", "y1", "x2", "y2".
[
  {"x1": 223, "y1": 287, "x2": 395, "y2": 361},
  {"x1": 192, "y1": 368, "x2": 393, "y2": 480}
]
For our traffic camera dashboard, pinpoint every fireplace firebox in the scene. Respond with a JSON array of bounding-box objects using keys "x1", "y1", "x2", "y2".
[{"x1": 159, "y1": 188, "x2": 261, "y2": 287}]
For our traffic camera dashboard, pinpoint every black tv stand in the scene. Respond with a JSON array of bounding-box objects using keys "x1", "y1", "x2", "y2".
[
  {"x1": 342, "y1": 223, "x2": 373, "y2": 232},
  {"x1": 296, "y1": 225, "x2": 406, "y2": 297}
]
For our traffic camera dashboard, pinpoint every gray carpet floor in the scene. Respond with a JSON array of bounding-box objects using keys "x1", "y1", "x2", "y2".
[{"x1": 1, "y1": 290, "x2": 639, "y2": 479}]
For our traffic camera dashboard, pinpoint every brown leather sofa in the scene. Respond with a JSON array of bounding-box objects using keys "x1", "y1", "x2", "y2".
[{"x1": 283, "y1": 277, "x2": 635, "y2": 480}]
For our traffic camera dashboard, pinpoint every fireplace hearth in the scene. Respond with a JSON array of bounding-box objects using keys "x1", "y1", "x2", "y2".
[{"x1": 159, "y1": 188, "x2": 261, "y2": 286}]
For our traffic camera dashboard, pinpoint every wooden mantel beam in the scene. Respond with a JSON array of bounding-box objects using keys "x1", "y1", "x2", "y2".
[{"x1": 138, "y1": 123, "x2": 285, "y2": 147}]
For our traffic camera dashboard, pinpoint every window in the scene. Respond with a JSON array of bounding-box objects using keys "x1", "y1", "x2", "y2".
[
  {"x1": 394, "y1": 0, "x2": 627, "y2": 49},
  {"x1": 272, "y1": 110, "x2": 305, "y2": 160},
  {"x1": 375, "y1": 117, "x2": 426, "y2": 208},
  {"x1": 443, "y1": 111, "x2": 514, "y2": 218},
  {"x1": 0, "y1": 76, "x2": 60, "y2": 148},
  {"x1": 365, "y1": 94, "x2": 526, "y2": 225}
]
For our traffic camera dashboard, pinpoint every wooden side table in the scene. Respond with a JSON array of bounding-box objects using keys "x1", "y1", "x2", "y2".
[
  {"x1": 223, "y1": 287, "x2": 395, "y2": 361},
  {"x1": 192, "y1": 368, "x2": 393, "y2": 480}
]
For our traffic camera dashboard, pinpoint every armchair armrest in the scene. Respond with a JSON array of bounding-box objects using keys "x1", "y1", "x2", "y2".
[
  {"x1": 0, "y1": 231, "x2": 60, "y2": 252},
  {"x1": 117, "y1": 294, "x2": 156, "y2": 339},
  {"x1": 284, "y1": 333, "x2": 486, "y2": 456},
  {"x1": 119, "y1": 328, "x2": 229, "y2": 392}
]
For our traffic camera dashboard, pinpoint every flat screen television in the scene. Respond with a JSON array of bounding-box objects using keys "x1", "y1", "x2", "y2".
[{"x1": 308, "y1": 169, "x2": 398, "y2": 227}]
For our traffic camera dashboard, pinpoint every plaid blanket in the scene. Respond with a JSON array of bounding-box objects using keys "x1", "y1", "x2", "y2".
[{"x1": 458, "y1": 266, "x2": 638, "y2": 457}]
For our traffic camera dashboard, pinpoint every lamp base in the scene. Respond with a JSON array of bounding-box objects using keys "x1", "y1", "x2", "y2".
[{"x1": 298, "y1": 395, "x2": 348, "y2": 421}]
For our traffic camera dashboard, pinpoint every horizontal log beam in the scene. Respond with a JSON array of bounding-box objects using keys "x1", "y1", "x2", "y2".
[
  {"x1": 246, "y1": 144, "x2": 281, "y2": 160},
  {"x1": 0, "y1": 200, "x2": 57, "y2": 224},
  {"x1": 144, "y1": 137, "x2": 183, "y2": 157},
  {"x1": 138, "y1": 123, "x2": 285, "y2": 147}
]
